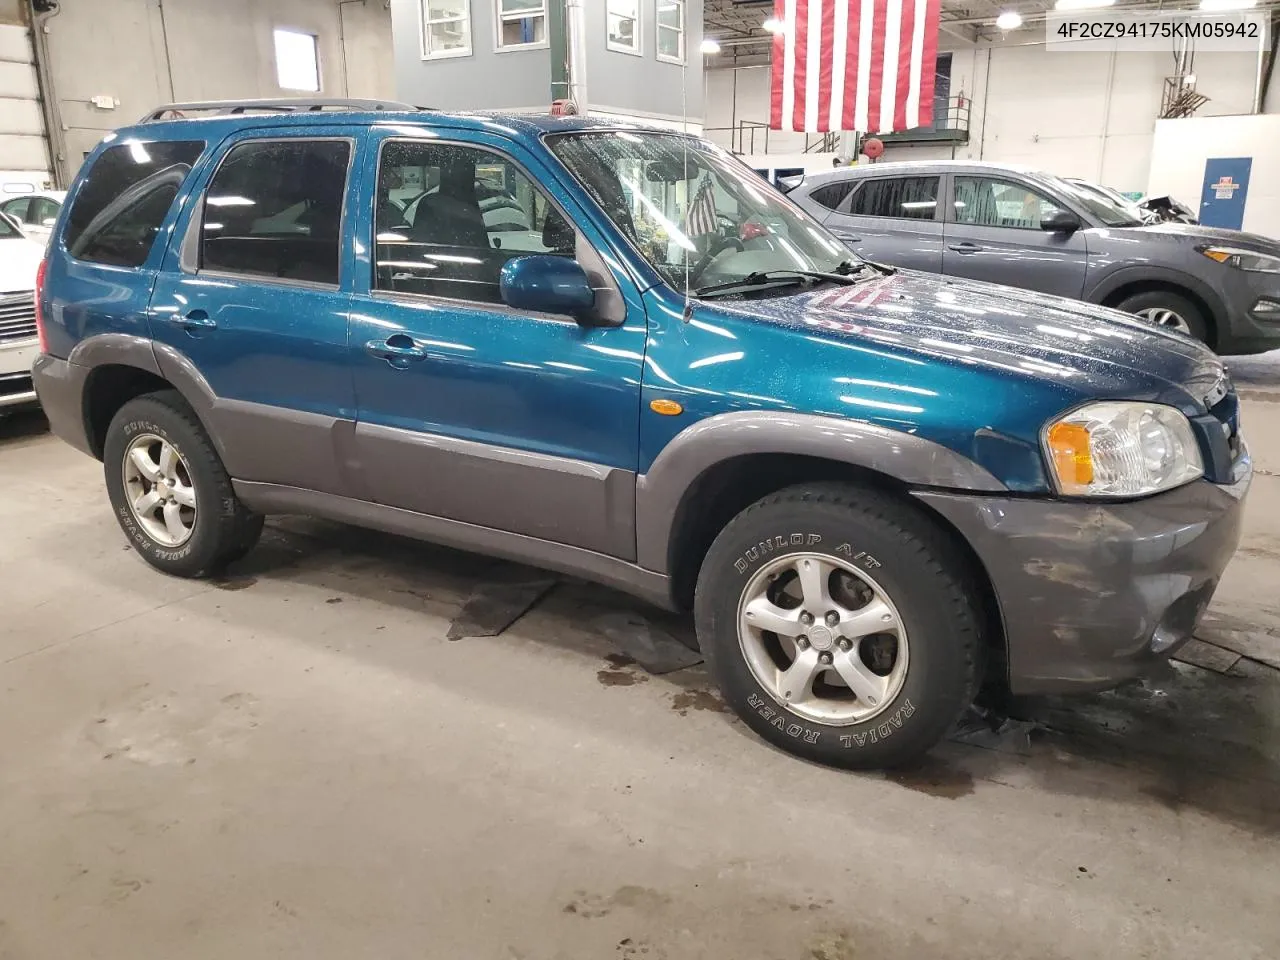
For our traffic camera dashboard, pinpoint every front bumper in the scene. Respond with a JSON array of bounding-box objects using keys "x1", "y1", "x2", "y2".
[
  {"x1": 915, "y1": 453, "x2": 1251, "y2": 695},
  {"x1": 1218, "y1": 269, "x2": 1280, "y2": 354},
  {"x1": 0, "y1": 337, "x2": 38, "y2": 409}
]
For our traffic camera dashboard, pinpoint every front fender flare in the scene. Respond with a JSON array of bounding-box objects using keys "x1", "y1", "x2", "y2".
[
  {"x1": 1085, "y1": 265, "x2": 1225, "y2": 322},
  {"x1": 634, "y1": 411, "x2": 1005, "y2": 573}
]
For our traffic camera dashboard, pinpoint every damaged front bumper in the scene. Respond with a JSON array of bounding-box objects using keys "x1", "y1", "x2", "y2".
[{"x1": 914, "y1": 451, "x2": 1251, "y2": 695}]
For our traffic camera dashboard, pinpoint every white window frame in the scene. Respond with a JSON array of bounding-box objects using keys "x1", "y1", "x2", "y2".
[
  {"x1": 606, "y1": 0, "x2": 642, "y2": 57},
  {"x1": 273, "y1": 28, "x2": 321, "y2": 93},
  {"x1": 655, "y1": 0, "x2": 685, "y2": 65},
  {"x1": 420, "y1": 0, "x2": 473, "y2": 60},
  {"x1": 493, "y1": 0, "x2": 549, "y2": 52}
]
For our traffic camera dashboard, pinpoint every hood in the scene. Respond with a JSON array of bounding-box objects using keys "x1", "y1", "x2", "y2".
[
  {"x1": 0, "y1": 235, "x2": 44, "y2": 294},
  {"x1": 1110, "y1": 220, "x2": 1280, "y2": 253},
  {"x1": 713, "y1": 269, "x2": 1226, "y2": 414}
]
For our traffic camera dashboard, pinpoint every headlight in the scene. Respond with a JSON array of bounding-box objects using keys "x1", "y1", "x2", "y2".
[
  {"x1": 1043, "y1": 402, "x2": 1203, "y2": 497},
  {"x1": 1199, "y1": 246, "x2": 1280, "y2": 273}
]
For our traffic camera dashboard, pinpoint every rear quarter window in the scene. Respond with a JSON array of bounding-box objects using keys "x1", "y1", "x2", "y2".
[
  {"x1": 64, "y1": 139, "x2": 205, "y2": 267},
  {"x1": 808, "y1": 181, "x2": 854, "y2": 211}
]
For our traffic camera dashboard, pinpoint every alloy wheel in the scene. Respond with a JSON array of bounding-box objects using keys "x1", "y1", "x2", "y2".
[
  {"x1": 122, "y1": 433, "x2": 197, "y2": 547},
  {"x1": 737, "y1": 553, "x2": 909, "y2": 726},
  {"x1": 1135, "y1": 306, "x2": 1191, "y2": 334}
]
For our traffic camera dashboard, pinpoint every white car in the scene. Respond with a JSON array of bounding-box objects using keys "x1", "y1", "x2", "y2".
[
  {"x1": 0, "y1": 212, "x2": 44, "y2": 411},
  {"x1": 0, "y1": 190, "x2": 65, "y2": 242}
]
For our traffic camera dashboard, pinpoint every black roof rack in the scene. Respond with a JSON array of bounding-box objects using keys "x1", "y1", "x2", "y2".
[{"x1": 140, "y1": 98, "x2": 424, "y2": 122}]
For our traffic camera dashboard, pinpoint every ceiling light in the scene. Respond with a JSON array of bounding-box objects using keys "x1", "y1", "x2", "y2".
[
  {"x1": 700, "y1": 38, "x2": 721, "y2": 54},
  {"x1": 1199, "y1": 0, "x2": 1256, "y2": 10},
  {"x1": 1053, "y1": 0, "x2": 1115, "y2": 9},
  {"x1": 762, "y1": 16, "x2": 786, "y2": 34},
  {"x1": 1183, "y1": 72, "x2": 1197, "y2": 84},
  {"x1": 995, "y1": 11, "x2": 1022, "y2": 29}
]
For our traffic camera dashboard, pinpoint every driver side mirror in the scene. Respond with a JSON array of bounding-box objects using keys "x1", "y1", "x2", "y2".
[
  {"x1": 1041, "y1": 209, "x2": 1082, "y2": 233},
  {"x1": 500, "y1": 255, "x2": 597, "y2": 325}
]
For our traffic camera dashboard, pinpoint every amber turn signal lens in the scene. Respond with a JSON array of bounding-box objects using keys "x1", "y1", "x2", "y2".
[
  {"x1": 649, "y1": 398, "x2": 683, "y2": 416},
  {"x1": 1047, "y1": 422, "x2": 1094, "y2": 490},
  {"x1": 1200, "y1": 248, "x2": 1232, "y2": 263}
]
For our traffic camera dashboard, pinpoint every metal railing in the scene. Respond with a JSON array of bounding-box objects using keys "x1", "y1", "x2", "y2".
[{"x1": 702, "y1": 96, "x2": 972, "y2": 154}]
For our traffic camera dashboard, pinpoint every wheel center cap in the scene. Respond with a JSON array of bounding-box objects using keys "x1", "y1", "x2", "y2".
[{"x1": 808, "y1": 623, "x2": 834, "y2": 651}]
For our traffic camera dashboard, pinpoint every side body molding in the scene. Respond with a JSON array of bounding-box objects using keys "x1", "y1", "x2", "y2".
[{"x1": 634, "y1": 411, "x2": 1006, "y2": 573}]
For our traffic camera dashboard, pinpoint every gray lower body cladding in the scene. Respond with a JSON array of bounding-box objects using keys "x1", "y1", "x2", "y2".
[{"x1": 916, "y1": 458, "x2": 1251, "y2": 695}]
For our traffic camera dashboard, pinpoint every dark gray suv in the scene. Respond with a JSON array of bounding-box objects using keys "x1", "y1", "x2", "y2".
[{"x1": 790, "y1": 160, "x2": 1280, "y2": 355}]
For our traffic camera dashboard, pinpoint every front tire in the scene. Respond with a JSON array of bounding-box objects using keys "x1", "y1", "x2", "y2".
[
  {"x1": 104, "y1": 390, "x2": 263, "y2": 578},
  {"x1": 694, "y1": 483, "x2": 982, "y2": 769},
  {"x1": 1119, "y1": 290, "x2": 1210, "y2": 345}
]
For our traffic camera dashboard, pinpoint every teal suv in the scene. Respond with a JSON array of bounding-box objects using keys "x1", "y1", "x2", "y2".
[{"x1": 31, "y1": 99, "x2": 1249, "y2": 767}]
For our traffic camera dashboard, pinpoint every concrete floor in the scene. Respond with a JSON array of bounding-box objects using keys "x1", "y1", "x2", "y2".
[{"x1": 2, "y1": 376, "x2": 1280, "y2": 960}]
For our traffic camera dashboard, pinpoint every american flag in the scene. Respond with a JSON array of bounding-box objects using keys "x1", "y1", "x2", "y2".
[
  {"x1": 770, "y1": 0, "x2": 942, "y2": 134},
  {"x1": 686, "y1": 174, "x2": 718, "y2": 239}
]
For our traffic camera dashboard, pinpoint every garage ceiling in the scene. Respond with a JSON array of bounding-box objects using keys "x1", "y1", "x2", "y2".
[{"x1": 703, "y1": 0, "x2": 1280, "y2": 62}]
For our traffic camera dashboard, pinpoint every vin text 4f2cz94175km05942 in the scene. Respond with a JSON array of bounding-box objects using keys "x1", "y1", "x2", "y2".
[{"x1": 31, "y1": 99, "x2": 1249, "y2": 768}]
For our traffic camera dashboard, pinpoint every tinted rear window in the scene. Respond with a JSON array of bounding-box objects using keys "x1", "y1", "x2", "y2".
[
  {"x1": 808, "y1": 181, "x2": 854, "y2": 211},
  {"x1": 200, "y1": 139, "x2": 351, "y2": 286},
  {"x1": 848, "y1": 176, "x2": 940, "y2": 220},
  {"x1": 65, "y1": 140, "x2": 205, "y2": 266}
]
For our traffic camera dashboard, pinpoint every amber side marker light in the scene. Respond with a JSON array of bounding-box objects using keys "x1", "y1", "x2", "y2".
[
  {"x1": 649, "y1": 398, "x2": 683, "y2": 416},
  {"x1": 1046, "y1": 421, "x2": 1094, "y2": 491}
]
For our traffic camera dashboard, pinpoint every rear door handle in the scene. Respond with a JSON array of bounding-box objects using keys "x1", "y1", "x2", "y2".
[
  {"x1": 167, "y1": 310, "x2": 217, "y2": 333},
  {"x1": 366, "y1": 334, "x2": 428, "y2": 367},
  {"x1": 837, "y1": 234, "x2": 862, "y2": 243},
  {"x1": 947, "y1": 242, "x2": 982, "y2": 254}
]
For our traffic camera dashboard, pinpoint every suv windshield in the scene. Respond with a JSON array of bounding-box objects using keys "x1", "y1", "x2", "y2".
[
  {"x1": 1049, "y1": 176, "x2": 1144, "y2": 228},
  {"x1": 548, "y1": 131, "x2": 854, "y2": 293}
]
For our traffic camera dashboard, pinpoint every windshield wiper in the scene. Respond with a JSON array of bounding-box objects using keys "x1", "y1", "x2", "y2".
[{"x1": 693, "y1": 268, "x2": 858, "y2": 299}]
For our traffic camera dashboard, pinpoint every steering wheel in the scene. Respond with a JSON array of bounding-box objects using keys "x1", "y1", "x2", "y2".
[{"x1": 687, "y1": 235, "x2": 746, "y2": 288}]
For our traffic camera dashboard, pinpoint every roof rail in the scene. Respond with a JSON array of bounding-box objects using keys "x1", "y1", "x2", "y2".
[{"x1": 140, "y1": 98, "x2": 423, "y2": 122}]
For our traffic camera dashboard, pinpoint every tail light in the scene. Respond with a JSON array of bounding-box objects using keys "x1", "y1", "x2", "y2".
[{"x1": 34, "y1": 257, "x2": 47, "y2": 354}]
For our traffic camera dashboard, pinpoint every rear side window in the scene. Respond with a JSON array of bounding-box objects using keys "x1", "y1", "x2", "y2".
[
  {"x1": 201, "y1": 139, "x2": 351, "y2": 286},
  {"x1": 65, "y1": 140, "x2": 205, "y2": 266},
  {"x1": 847, "y1": 176, "x2": 940, "y2": 221},
  {"x1": 808, "y1": 181, "x2": 854, "y2": 211}
]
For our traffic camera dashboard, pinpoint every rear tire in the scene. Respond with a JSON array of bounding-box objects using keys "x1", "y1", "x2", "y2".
[
  {"x1": 1118, "y1": 290, "x2": 1210, "y2": 345},
  {"x1": 694, "y1": 483, "x2": 981, "y2": 769},
  {"x1": 103, "y1": 390, "x2": 263, "y2": 578}
]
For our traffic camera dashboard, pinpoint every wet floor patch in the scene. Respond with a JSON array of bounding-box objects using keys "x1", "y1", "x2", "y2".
[
  {"x1": 973, "y1": 662, "x2": 1280, "y2": 835},
  {"x1": 669, "y1": 688, "x2": 731, "y2": 716},
  {"x1": 885, "y1": 757, "x2": 976, "y2": 799},
  {"x1": 211, "y1": 576, "x2": 256, "y2": 591}
]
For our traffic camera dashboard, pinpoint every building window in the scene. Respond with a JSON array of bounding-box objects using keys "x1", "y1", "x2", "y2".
[
  {"x1": 274, "y1": 29, "x2": 320, "y2": 92},
  {"x1": 656, "y1": 0, "x2": 684, "y2": 64},
  {"x1": 607, "y1": 0, "x2": 641, "y2": 55},
  {"x1": 421, "y1": 0, "x2": 472, "y2": 59},
  {"x1": 495, "y1": 0, "x2": 547, "y2": 50}
]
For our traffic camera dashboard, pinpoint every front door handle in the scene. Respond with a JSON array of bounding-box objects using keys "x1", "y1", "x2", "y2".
[
  {"x1": 167, "y1": 310, "x2": 218, "y2": 334},
  {"x1": 947, "y1": 242, "x2": 982, "y2": 254},
  {"x1": 838, "y1": 234, "x2": 862, "y2": 243},
  {"x1": 366, "y1": 334, "x2": 428, "y2": 368}
]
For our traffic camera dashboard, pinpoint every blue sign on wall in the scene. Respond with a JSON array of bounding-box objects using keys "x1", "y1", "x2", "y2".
[{"x1": 1199, "y1": 157, "x2": 1252, "y2": 230}]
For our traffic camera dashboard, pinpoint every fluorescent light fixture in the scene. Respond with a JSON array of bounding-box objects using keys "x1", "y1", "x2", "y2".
[
  {"x1": 995, "y1": 11, "x2": 1023, "y2": 29},
  {"x1": 1053, "y1": 0, "x2": 1115, "y2": 9},
  {"x1": 1200, "y1": 0, "x2": 1256, "y2": 10},
  {"x1": 762, "y1": 16, "x2": 785, "y2": 34},
  {"x1": 700, "y1": 38, "x2": 721, "y2": 54}
]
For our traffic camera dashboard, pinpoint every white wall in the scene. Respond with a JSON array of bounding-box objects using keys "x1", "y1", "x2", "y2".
[
  {"x1": 1149, "y1": 114, "x2": 1280, "y2": 238},
  {"x1": 38, "y1": 0, "x2": 394, "y2": 184},
  {"x1": 706, "y1": 29, "x2": 1267, "y2": 193}
]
